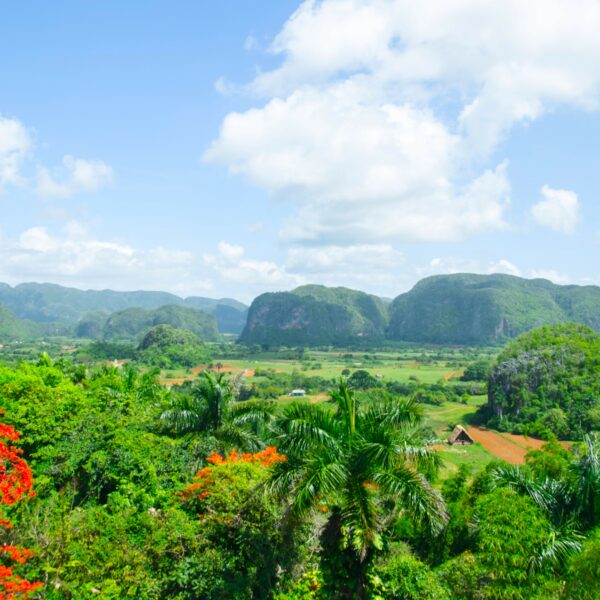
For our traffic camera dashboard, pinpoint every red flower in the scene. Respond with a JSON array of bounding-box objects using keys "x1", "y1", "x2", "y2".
[{"x1": 0, "y1": 416, "x2": 42, "y2": 598}]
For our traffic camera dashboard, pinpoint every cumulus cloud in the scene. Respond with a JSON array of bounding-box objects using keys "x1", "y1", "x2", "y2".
[
  {"x1": 529, "y1": 268, "x2": 572, "y2": 284},
  {"x1": 0, "y1": 225, "x2": 308, "y2": 301},
  {"x1": 206, "y1": 0, "x2": 600, "y2": 246},
  {"x1": 531, "y1": 185, "x2": 580, "y2": 233},
  {"x1": 286, "y1": 243, "x2": 403, "y2": 290},
  {"x1": 419, "y1": 256, "x2": 522, "y2": 278},
  {"x1": 37, "y1": 155, "x2": 113, "y2": 197},
  {"x1": 0, "y1": 116, "x2": 31, "y2": 187},
  {"x1": 203, "y1": 241, "x2": 303, "y2": 290},
  {"x1": 0, "y1": 221, "x2": 225, "y2": 301}
]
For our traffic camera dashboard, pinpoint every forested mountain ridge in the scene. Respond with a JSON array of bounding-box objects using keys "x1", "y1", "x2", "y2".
[
  {"x1": 3, "y1": 275, "x2": 600, "y2": 346},
  {"x1": 76, "y1": 304, "x2": 221, "y2": 342},
  {"x1": 387, "y1": 273, "x2": 600, "y2": 345},
  {"x1": 239, "y1": 285, "x2": 389, "y2": 346},
  {"x1": 0, "y1": 282, "x2": 247, "y2": 334}
]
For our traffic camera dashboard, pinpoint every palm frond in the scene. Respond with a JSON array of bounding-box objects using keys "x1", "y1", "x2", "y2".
[
  {"x1": 374, "y1": 465, "x2": 448, "y2": 534},
  {"x1": 360, "y1": 395, "x2": 423, "y2": 430},
  {"x1": 273, "y1": 402, "x2": 342, "y2": 454},
  {"x1": 160, "y1": 394, "x2": 208, "y2": 434},
  {"x1": 492, "y1": 465, "x2": 575, "y2": 525},
  {"x1": 269, "y1": 450, "x2": 349, "y2": 516},
  {"x1": 215, "y1": 422, "x2": 263, "y2": 452},
  {"x1": 229, "y1": 399, "x2": 277, "y2": 426},
  {"x1": 341, "y1": 477, "x2": 381, "y2": 558},
  {"x1": 330, "y1": 379, "x2": 357, "y2": 438},
  {"x1": 529, "y1": 528, "x2": 583, "y2": 571}
]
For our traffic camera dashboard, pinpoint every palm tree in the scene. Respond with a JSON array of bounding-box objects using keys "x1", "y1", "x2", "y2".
[
  {"x1": 491, "y1": 434, "x2": 600, "y2": 569},
  {"x1": 493, "y1": 434, "x2": 599, "y2": 530},
  {"x1": 269, "y1": 380, "x2": 448, "y2": 597},
  {"x1": 160, "y1": 370, "x2": 274, "y2": 451}
]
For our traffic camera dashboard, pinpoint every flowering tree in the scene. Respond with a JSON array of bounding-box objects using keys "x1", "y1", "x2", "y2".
[
  {"x1": 180, "y1": 447, "x2": 287, "y2": 596},
  {"x1": 0, "y1": 415, "x2": 42, "y2": 599}
]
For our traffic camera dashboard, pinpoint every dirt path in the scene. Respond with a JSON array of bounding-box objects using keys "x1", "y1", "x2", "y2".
[
  {"x1": 466, "y1": 426, "x2": 557, "y2": 464},
  {"x1": 444, "y1": 371, "x2": 462, "y2": 381}
]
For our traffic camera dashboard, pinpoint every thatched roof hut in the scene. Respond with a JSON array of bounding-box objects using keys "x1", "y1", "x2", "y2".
[{"x1": 447, "y1": 425, "x2": 474, "y2": 446}]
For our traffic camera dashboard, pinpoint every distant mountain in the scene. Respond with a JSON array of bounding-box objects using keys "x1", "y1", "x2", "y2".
[
  {"x1": 184, "y1": 297, "x2": 248, "y2": 334},
  {"x1": 387, "y1": 274, "x2": 600, "y2": 344},
  {"x1": 239, "y1": 285, "x2": 389, "y2": 346},
  {"x1": 0, "y1": 282, "x2": 247, "y2": 334},
  {"x1": 0, "y1": 304, "x2": 38, "y2": 341},
  {"x1": 77, "y1": 304, "x2": 220, "y2": 343}
]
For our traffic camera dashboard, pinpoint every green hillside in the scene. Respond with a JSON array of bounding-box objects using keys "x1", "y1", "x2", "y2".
[
  {"x1": 78, "y1": 304, "x2": 221, "y2": 343},
  {"x1": 239, "y1": 285, "x2": 389, "y2": 346},
  {"x1": 481, "y1": 323, "x2": 600, "y2": 438},
  {"x1": 387, "y1": 273, "x2": 600, "y2": 344},
  {"x1": 0, "y1": 282, "x2": 247, "y2": 334},
  {"x1": 0, "y1": 304, "x2": 39, "y2": 341},
  {"x1": 137, "y1": 324, "x2": 209, "y2": 368}
]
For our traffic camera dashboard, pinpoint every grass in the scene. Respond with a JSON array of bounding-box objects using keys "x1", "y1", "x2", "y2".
[{"x1": 422, "y1": 395, "x2": 496, "y2": 477}]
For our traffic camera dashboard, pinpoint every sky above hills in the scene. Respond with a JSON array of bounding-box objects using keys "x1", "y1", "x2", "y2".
[{"x1": 1, "y1": 0, "x2": 599, "y2": 302}]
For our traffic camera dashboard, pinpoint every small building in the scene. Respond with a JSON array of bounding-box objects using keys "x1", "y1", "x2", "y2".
[
  {"x1": 447, "y1": 425, "x2": 474, "y2": 446},
  {"x1": 288, "y1": 389, "x2": 306, "y2": 397}
]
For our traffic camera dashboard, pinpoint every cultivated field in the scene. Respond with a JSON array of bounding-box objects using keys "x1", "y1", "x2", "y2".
[{"x1": 158, "y1": 346, "x2": 557, "y2": 474}]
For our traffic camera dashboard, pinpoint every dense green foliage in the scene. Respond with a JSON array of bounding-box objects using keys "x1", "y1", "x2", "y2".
[
  {"x1": 240, "y1": 285, "x2": 389, "y2": 346},
  {"x1": 387, "y1": 273, "x2": 600, "y2": 344},
  {"x1": 270, "y1": 381, "x2": 447, "y2": 596},
  {"x1": 161, "y1": 370, "x2": 275, "y2": 450},
  {"x1": 0, "y1": 331, "x2": 598, "y2": 598},
  {"x1": 138, "y1": 325, "x2": 210, "y2": 368},
  {"x1": 482, "y1": 323, "x2": 600, "y2": 438}
]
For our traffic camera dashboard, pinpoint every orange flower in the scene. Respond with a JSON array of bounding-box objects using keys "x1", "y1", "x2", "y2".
[{"x1": 180, "y1": 447, "x2": 286, "y2": 503}]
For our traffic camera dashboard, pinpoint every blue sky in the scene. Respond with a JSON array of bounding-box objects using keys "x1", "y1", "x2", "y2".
[{"x1": 1, "y1": 0, "x2": 599, "y2": 302}]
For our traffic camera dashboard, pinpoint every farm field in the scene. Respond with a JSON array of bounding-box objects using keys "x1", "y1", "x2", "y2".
[
  {"x1": 158, "y1": 346, "x2": 481, "y2": 386},
  {"x1": 158, "y1": 349, "x2": 546, "y2": 473}
]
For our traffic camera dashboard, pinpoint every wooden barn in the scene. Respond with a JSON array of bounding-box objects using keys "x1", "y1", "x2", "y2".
[{"x1": 447, "y1": 425, "x2": 474, "y2": 446}]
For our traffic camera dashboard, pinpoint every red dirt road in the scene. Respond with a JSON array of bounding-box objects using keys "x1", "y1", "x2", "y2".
[{"x1": 467, "y1": 427, "x2": 555, "y2": 464}]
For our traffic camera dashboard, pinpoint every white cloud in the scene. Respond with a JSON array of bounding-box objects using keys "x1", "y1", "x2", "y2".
[
  {"x1": 286, "y1": 243, "x2": 404, "y2": 291},
  {"x1": 287, "y1": 244, "x2": 403, "y2": 273},
  {"x1": 419, "y1": 256, "x2": 522, "y2": 278},
  {"x1": 206, "y1": 84, "x2": 510, "y2": 243},
  {"x1": 0, "y1": 224, "x2": 198, "y2": 292},
  {"x1": 203, "y1": 241, "x2": 303, "y2": 290},
  {"x1": 207, "y1": 0, "x2": 600, "y2": 246},
  {"x1": 529, "y1": 268, "x2": 571, "y2": 284},
  {"x1": 0, "y1": 116, "x2": 31, "y2": 187},
  {"x1": 531, "y1": 185, "x2": 580, "y2": 233},
  {"x1": 37, "y1": 155, "x2": 113, "y2": 197}
]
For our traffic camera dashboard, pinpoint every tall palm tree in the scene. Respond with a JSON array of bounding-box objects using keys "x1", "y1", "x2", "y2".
[
  {"x1": 161, "y1": 370, "x2": 274, "y2": 451},
  {"x1": 269, "y1": 380, "x2": 448, "y2": 597}
]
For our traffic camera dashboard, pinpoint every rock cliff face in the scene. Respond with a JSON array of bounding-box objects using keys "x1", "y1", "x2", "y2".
[
  {"x1": 387, "y1": 274, "x2": 600, "y2": 345},
  {"x1": 239, "y1": 286, "x2": 389, "y2": 346}
]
